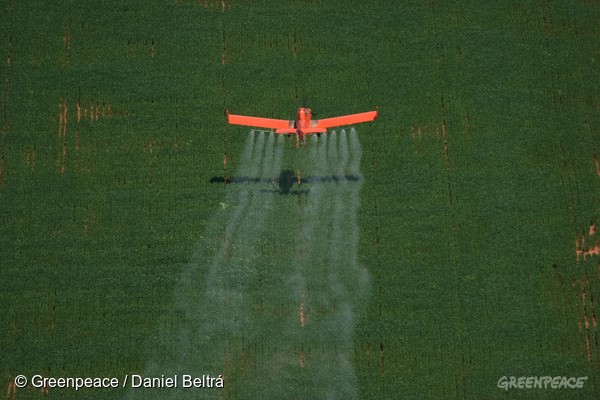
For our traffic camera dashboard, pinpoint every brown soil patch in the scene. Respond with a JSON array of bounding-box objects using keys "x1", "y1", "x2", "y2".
[
  {"x1": 6, "y1": 381, "x2": 48, "y2": 398},
  {"x1": 25, "y1": 146, "x2": 36, "y2": 171},
  {"x1": 578, "y1": 280, "x2": 595, "y2": 363},
  {"x1": 76, "y1": 99, "x2": 81, "y2": 150},
  {"x1": 576, "y1": 232, "x2": 600, "y2": 262},
  {"x1": 411, "y1": 123, "x2": 430, "y2": 141},
  {"x1": 64, "y1": 100, "x2": 68, "y2": 132},
  {"x1": 300, "y1": 273, "x2": 308, "y2": 328},
  {"x1": 551, "y1": 226, "x2": 600, "y2": 368},
  {"x1": 574, "y1": 290, "x2": 588, "y2": 360},
  {"x1": 57, "y1": 99, "x2": 68, "y2": 173},
  {"x1": 585, "y1": 245, "x2": 600, "y2": 259},
  {"x1": 221, "y1": 32, "x2": 226, "y2": 65},
  {"x1": 62, "y1": 27, "x2": 71, "y2": 66},
  {"x1": 61, "y1": 139, "x2": 67, "y2": 174},
  {"x1": 58, "y1": 99, "x2": 64, "y2": 137},
  {"x1": 584, "y1": 273, "x2": 598, "y2": 332},
  {"x1": 89, "y1": 102, "x2": 94, "y2": 121},
  {"x1": 595, "y1": 156, "x2": 600, "y2": 177},
  {"x1": 86, "y1": 143, "x2": 94, "y2": 173},
  {"x1": 81, "y1": 98, "x2": 113, "y2": 122},
  {"x1": 571, "y1": 225, "x2": 600, "y2": 366},
  {"x1": 579, "y1": 279, "x2": 591, "y2": 330},
  {"x1": 7, "y1": 381, "x2": 16, "y2": 400}
]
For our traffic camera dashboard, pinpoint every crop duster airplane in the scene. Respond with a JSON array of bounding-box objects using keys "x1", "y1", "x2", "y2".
[{"x1": 227, "y1": 106, "x2": 378, "y2": 146}]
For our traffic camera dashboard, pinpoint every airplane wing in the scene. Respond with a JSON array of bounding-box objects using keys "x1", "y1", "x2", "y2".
[
  {"x1": 316, "y1": 108, "x2": 378, "y2": 129},
  {"x1": 228, "y1": 113, "x2": 291, "y2": 130}
]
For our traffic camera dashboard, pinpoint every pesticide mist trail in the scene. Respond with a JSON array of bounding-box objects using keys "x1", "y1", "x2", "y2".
[
  {"x1": 126, "y1": 129, "x2": 368, "y2": 399},
  {"x1": 273, "y1": 129, "x2": 369, "y2": 399}
]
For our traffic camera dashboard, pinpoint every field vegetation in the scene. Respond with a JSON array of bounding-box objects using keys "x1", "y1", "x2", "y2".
[{"x1": 2, "y1": 1, "x2": 600, "y2": 398}]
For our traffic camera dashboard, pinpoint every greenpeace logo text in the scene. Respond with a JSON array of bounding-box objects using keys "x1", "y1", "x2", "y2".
[{"x1": 497, "y1": 376, "x2": 588, "y2": 390}]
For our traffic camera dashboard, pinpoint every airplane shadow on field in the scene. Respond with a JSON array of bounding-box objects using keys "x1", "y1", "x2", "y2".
[{"x1": 209, "y1": 169, "x2": 360, "y2": 195}]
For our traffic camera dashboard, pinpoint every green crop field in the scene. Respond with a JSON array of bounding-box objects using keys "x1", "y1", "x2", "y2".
[{"x1": 2, "y1": 1, "x2": 600, "y2": 399}]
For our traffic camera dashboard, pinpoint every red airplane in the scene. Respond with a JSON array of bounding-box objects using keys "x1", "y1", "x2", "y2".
[{"x1": 227, "y1": 107, "x2": 378, "y2": 146}]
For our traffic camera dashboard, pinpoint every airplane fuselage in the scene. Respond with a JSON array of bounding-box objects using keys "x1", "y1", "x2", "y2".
[{"x1": 295, "y1": 107, "x2": 311, "y2": 129}]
